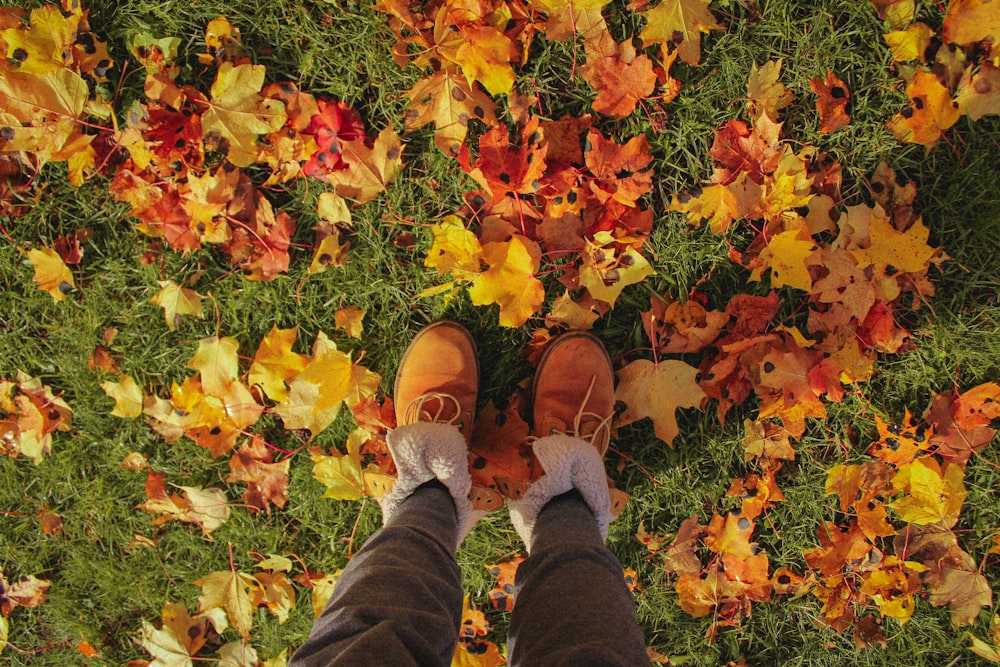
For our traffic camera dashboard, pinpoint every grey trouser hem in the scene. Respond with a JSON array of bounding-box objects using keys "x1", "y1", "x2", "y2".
[{"x1": 290, "y1": 487, "x2": 649, "y2": 666}]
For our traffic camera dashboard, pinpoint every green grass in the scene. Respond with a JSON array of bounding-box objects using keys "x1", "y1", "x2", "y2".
[{"x1": 2, "y1": 0, "x2": 999, "y2": 664}]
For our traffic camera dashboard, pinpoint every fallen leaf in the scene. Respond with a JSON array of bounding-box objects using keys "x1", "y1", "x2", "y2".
[
  {"x1": 150, "y1": 280, "x2": 205, "y2": 330},
  {"x1": 27, "y1": 247, "x2": 74, "y2": 301},
  {"x1": 810, "y1": 70, "x2": 851, "y2": 134},
  {"x1": 639, "y1": 0, "x2": 723, "y2": 66},
  {"x1": 615, "y1": 359, "x2": 706, "y2": 446},
  {"x1": 101, "y1": 374, "x2": 143, "y2": 418}
]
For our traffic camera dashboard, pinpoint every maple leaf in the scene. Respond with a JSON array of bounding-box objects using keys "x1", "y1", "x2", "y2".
[
  {"x1": 26, "y1": 247, "x2": 74, "y2": 301},
  {"x1": 643, "y1": 297, "x2": 728, "y2": 354},
  {"x1": 274, "y1": 332, "x2": 378, "y2": 435},
  {"x1": 217, "y1": 642, "x2": 258, "y2": 667},
  {"x1": 890, "y1": 457, "x2": 966, "y2": 528},
  {"x1": 405, "y1": 67, "x2": 498, "y2": 156},
  {"x1": 301, "y1": 98, "x2": 365, "y2": 177},
  {"x1": 887, "y1": 69, "x2": 961, "y2": 147},
  {"x1": 226, "y1": 438, "x2": 290, "y2": 514},
  {"x1": 942, "y1": 0, "x2": 1000, "y2": 52},
  {"x1": 741, "y1": 418, "x2": 796, "y2": 462},
  {"x1": 182, "y1": 336, "x2": 263, "y2": 453},
  {"x1": 252, "y1": 569, "x2": 296, "y2": 624},
  {"x1": 639, "y1": 0, "x2": 723, "y2": 66},
  {"x1": 583, "y1": 129, "x2": 654, "y2": 206},
  {"x1": 669, "y1": 183, "x2": 739, "y2": 233},
  {"x1": 310, "y1": 436, "x2": 365, "y2": 501},
  {"x1": 615, "y1": 358, "x2": 706, "y2": 446},
  {"x1": 139, "y1": 601, "x2": 226, "y2": 667},
  {"x1": 578, "y1": 233, "x2": 656, "y2": 307},
  {"x1": 751, "y1": 229, "x2": 819, "y2": 292},
  {"x1": 248, "y1": 325, "x2": 309, "y2": 403},
  {"x1": 446, "y1": 23, "x2": 519, "y2": 96},
  {"x1": 804, "y1": 520, "x2": 873, "y2": 576},
  {"x1": 955, "y1": 62, "x2": 1000, "y2": 121},
  {"x1": 325, "y1": 127, "x2": 403, "y2": 202},
  {"x1": 871, "y1": 0, "x2": 916, "y2": 29},
  {"x1": 883, "y1": 23, "x2": 934, "y2": 62},
  {"x1": 150, "y1": 280, "x2": 205, "y2": 330},
  {"x1": 899, "y1": 526, "x2": 993, "y2": 627},
  {"x1": 424, "y1": 216, "x2": 483, "y2": 282},
  {"x1": 809, "y1": 69, "x2": 851, "y2": 134},
  {"x1": 139, "y1": 470, "x2": 231, "y2": 536},
  {"x1": 335, "y1": 305, "x2": 365, "y2": 339},
  {"x1": 453, "y1": 595, "x2": 505, "y2": 667},
  {"x1": 851, "y1": 213, "x2": 938, "y2": 275},
  {"x1": 297, "y1": 570, "x2": 342, "y2": 619},
  {"x1": 707, "y1": 118, "x2": 782, "y2": 185},
  {"x1": 101, "y1": 374, "x2": 143, "y2": 418},
  {"x1": 858, "y1": 556, "x2": 926, "y2": 623},
  {"x1": 747, "y1": 60, "x2": 793, "y2": 121},
  {"x1": 201, "y1": 62, "x2": 287, "y2": 167},
  {"x1": 485, "y1": 557, "x2": 523, "y2": 612},
  {"x1": 468, "y1": 235, "x2": 545, "y2": 328},
  {"x1": 462, "y1": 120, "x2": 547, "y2": 203},
  {"x1": 531, "y1": 0, "x2": 610, "y2": 41},
  {"x1": 0, "y1": 371, "x2": 72, "y2": 463},
  {"x1": 581, "y1": 33, "x2": 657, "y2": 117},
  {"x1": 0, "y1": 570, "x2": 50, "y2": 619},
  {"x1": 469, "y1": 399, "x2": 535, "y2": 500},
  {"x1": 193, "y1": 569, "x2": 260, "y2": 639}
]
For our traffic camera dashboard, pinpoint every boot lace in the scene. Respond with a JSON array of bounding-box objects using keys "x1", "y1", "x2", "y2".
[
  {"x1": 402, "y1": 392, "x2": 463, "y2": 426},
  {"x1": 531, "y1": 375, "x2": 613, "y2": 452}
]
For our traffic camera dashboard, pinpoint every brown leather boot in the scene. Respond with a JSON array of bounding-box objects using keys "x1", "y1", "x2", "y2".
[
  {"x1": 394, "y1": 320, "x2": 478, "y2": 443},
  {"x1": 531, "y1": 331, "x2": 614, "y2": 455}
]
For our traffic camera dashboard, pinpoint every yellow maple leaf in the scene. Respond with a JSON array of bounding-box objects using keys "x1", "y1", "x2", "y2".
[
  {"x1": 753, "y1": 229, "x2": 818, "y2": 291},
  {"x1": 468, "y1": 235, "x2": 544, "y2": 328},
  {"x1": 852, "y1": 214, "x2": 937, "y2": 274},
  {"x1": 747, "y1": 59, "x2": 793, "y2": 121},
  {"x1": 449, "y1": 24, "x2": 518, "y2": 96},
  {"x1": 578, "y1": 238, "x2": 655, "y2": 307},
  {"x1": 150, "y1": 280, "x2": 205, "y2": 331},
  {"x1": 26, "y1": 248, "x2": 74, "y2": 301},
  {"x1": 883, "y1": 23, "x2": 934, "y2": 62},
  {"x1": 193, "y1": 570, "x2": 260, "y2": 639},
  {"x1": 201, "y1": 62, "x2": 287, "y2": 167},
  {"x1": 308, "y1": 571, "x2": 342, "y2": 618},
  {"x1": 273, "y1": 332, "x2": 376, "y2": 435},
  {"x1": 335, "y1": 305, "x2": 365, "y2": 339},
  {"x1": 891, "y1": 458, "x2": 966, "y2": 527},
  {"x1": 101, "y1": 374, "x2": 143, "y2": 418},
  {"x1": 615, "y1": 359, "x2": 706, "y2": 446},
  {"x1": 310, "y1": 434, "x2": 364, "y2": 501},
  {"x1": 405, "y1": 67, "x2": 498, "y2": 156},
  {"x1": 425, "y1": 216, "x2": 483, "y2": 282},
  {"x1": 248, "y1": 326, "x2": 309, "y2": 402},
  {"x1": 639, "y1": 0, "x2": 723, "y2": 66},
  {"x1": 1, "y1": 5, "x2": 77, "y2": 74},
  {"x1": 942, "y1": 0, "x2": 1000, "y2": 50},
  {"x1": 669, "y1": 183, "x2": 739, "y2": 233}
]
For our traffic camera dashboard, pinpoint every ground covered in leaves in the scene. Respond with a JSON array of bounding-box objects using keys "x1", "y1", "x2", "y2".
[{"x1": 1, "y1": 0, "x2": 999, "y2": 664}]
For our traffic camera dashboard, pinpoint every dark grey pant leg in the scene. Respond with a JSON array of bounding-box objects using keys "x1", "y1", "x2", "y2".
[
  {"x1": 289, "y1": 482, "x2": 462, "y2": 667},
  {"x1": 508, "y1": 490, "x2": 650, "y2": 667}
]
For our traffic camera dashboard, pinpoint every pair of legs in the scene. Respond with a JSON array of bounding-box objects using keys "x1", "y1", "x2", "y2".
[{"x1": 290, "y1": 323, "x2": 649, "y2": 666}]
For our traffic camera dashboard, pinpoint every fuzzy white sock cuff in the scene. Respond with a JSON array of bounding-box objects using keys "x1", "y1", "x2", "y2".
[
  {"x1": 380, "y1": 422, "x2": 481, "y2": 551},
  {"x1": 507, "y1": 434, "x2": 613, "y2": 553}
]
